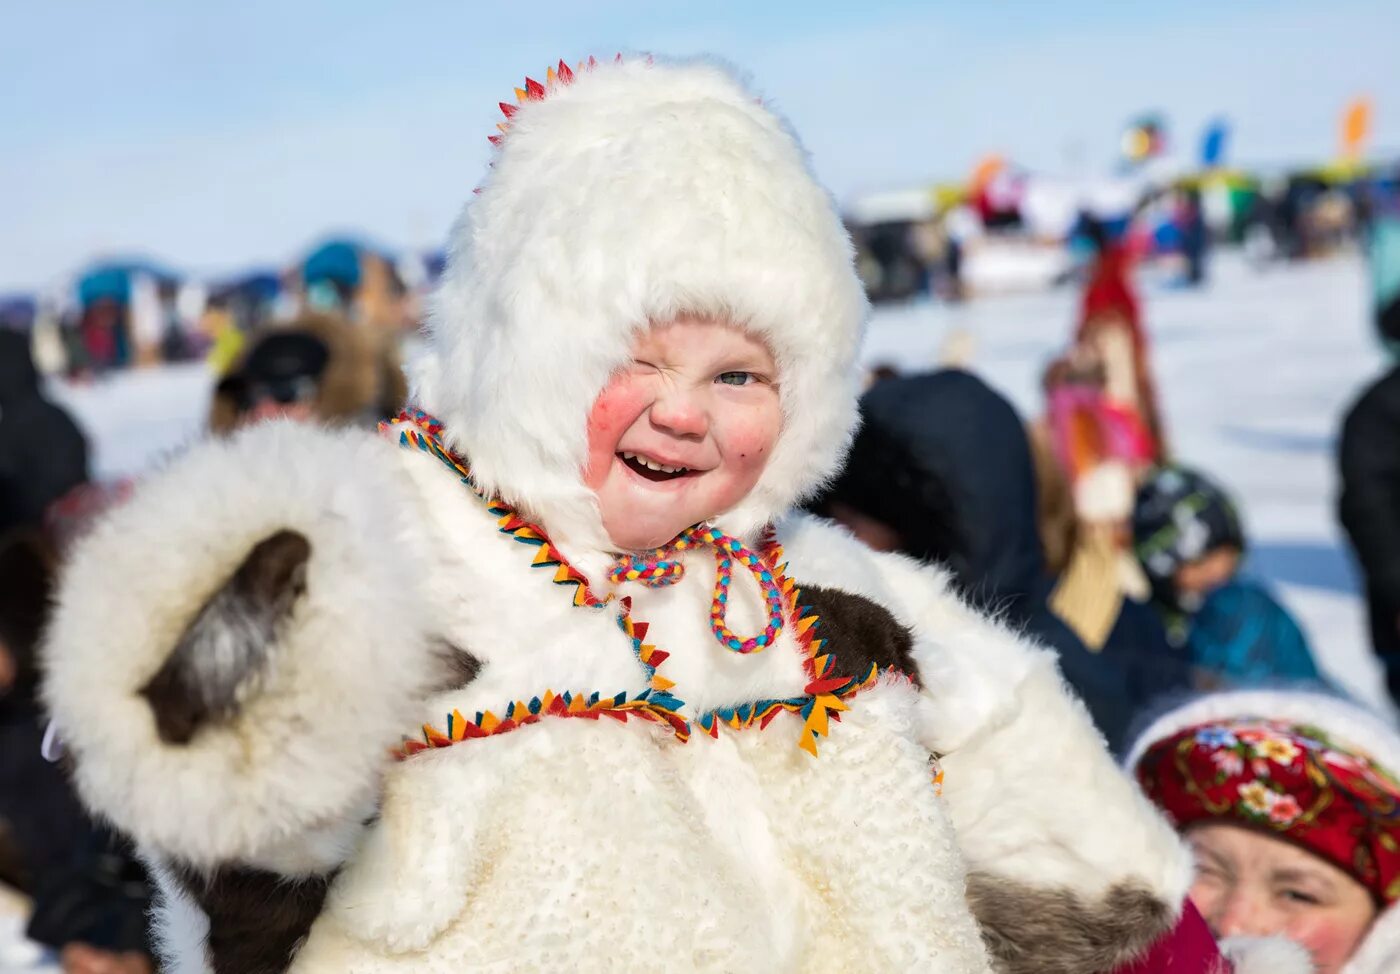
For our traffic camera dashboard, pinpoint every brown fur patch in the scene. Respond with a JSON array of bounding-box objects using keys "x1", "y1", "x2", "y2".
[
  {"x1": 432, "y1": 638, "x2": 483, "y2": 692},
  {"x1": 171, "y1": 863, "x2": 331, "y2": 974},
  {"x1": 965, "y1": 872, "x2": 1175, "y2": 974},
  {"x1": 791, "y1": 583, "x2": 920, "y2": 685},
  {"x1": 141, "y1": 530, "x2": 310, "y2": 744}
]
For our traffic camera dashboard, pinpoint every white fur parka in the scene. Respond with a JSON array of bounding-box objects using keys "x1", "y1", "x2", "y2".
[{"x1": 43, "y1": 56, "x2": 1200, "y2": 974}]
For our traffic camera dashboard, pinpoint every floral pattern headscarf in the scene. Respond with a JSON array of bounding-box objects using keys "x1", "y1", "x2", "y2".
[{"x1": 1135, "y1": 716, "x2": 1400, "y2": 903}]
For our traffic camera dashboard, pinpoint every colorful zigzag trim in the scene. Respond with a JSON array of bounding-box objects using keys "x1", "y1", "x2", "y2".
[
  {"x1": 693, "y1": 534, "x2": 891, "y2": 757},
  {"x1": 384, "y1": 409, "x2": 607, "y2": 609},
  {"x1": 384, "y1": 409, "x2": 892, "y2": 759},
  {"x1": 397, "y1": 687, "x2": 690, "y2": 759}
]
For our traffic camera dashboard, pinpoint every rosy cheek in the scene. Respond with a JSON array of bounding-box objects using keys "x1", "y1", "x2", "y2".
[
  {"x1": 583, "y1": 380, "x2": 650, "y2": 488},
  {"x1": 725, "y1": 414, "x2": 780, "y2": 470},
  {"x1": 1287, "y1": 914, "x2": 1372, "y2": 972}
]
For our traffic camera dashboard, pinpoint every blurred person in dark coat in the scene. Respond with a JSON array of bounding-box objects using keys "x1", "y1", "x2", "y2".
[
  {"x1": 0, "y1": 532, "x2": 152, "y2": 974},
  {"x1": 808, "y1": 369, "x2": 1188, "y2": 751},
  {"x1": 0, "y1": 332, "x2": 152, "y2": 972},
  {"x1": 208, "y1": 311, "x2": 407, "y2": 435},
  {"x1": 1340, "y1": 371, "x2": 1400, "y2": 695},
  {"x1": 1339, "y1": 201, "x2": 1400, "y2": 705},
  {"x1": 0, "y1": 330, "x2": 89, "y2": 538}
]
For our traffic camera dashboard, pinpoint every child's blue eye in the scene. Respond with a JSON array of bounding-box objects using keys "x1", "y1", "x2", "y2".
[{"x1": 717, "y1": 371, "x2": 755, "y2": 387}]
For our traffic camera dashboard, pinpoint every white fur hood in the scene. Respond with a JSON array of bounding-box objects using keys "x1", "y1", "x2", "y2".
[{"x1": 413, "y1": 55, "x2": 868, "y2": 564}]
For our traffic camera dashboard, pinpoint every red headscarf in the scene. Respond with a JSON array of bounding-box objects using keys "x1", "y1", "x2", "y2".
[{"x1": 1135, "y1": 715, "x2": 1400, "y2": 904}]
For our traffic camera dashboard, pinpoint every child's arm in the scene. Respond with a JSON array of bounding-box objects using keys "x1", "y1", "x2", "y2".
[
  {"x1": 776, "y1": 513, "x2": 1193, "y2": 974},
  {"x1": 872, "y1": 550, "x2": 1195, "y2": 974},
  {"x1": 41, "y1": 420, "x2": 460, "y2": 878}
]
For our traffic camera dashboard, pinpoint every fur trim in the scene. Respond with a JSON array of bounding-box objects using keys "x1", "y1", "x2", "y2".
[
  {"x1": 40, "y1": 421, "x2": 444, "y2": 869},
  {"x1": 415, "y1": 56, "x2": 867, "y2": 560},
  {"x1": 1221, "y1": 936, "x2": 1315, "y2": 974},
  {"x1": 1345, "y1": 901, "x2": 1400, "y2": 973},
  {"x1": 965, "y1": 876, "x2": 1173, "y2": 974},
  {"x1": 775, "y1": 513, "x2": 1194, "y2": 963},
  {"x1": 1125, "y1": 689, "x2": 1400, "y2": 780},
  {"x1": 148, "y1": 859, "x2": 213, "y2": 974}
]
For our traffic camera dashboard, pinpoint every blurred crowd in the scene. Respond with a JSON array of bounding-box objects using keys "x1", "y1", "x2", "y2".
[
  {"x1": 3, "y1": 190, "x2": 1400, "y2": 971},
  {"x1": 5, "y1": 239, "x2": 434, "y2": 384}
]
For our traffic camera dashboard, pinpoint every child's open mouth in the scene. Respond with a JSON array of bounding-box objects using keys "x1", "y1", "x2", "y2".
[{"x1": 618, "y1": 451, "x2": 694, "y2": 483}]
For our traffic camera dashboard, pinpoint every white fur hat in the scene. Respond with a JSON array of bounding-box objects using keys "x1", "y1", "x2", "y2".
[
  {"x1": 1126, "y1": 689, "x2": 1400, "y2": 974},
  {"x1": 412, "y1": 55, "x2": 868, "y2": 561}
]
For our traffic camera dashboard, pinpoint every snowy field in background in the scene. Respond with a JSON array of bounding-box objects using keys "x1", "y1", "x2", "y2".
[
  {"x1": 44, "y1": 252, "x2": 1388, "y2": 711},
  {"x1": 864, "y1": 251, "x2": 1389, "y2": 711},
  {"x1": 5, "y1": 250, "x2": 1386, "y2": 967},
  {"x1": 45, "y1": 251, "x2": 1389, "y2": 709}
]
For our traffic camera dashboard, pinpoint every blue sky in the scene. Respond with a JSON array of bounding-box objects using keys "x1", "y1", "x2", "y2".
[{"x1": 3, "y1": 0, "x2": 1397, "y2": 291}]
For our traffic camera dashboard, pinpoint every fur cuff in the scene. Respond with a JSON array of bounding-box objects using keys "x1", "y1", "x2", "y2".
[
  {"x1": 42, "y1": 422, "x2": 446, "y2": 870},
  {"x1": 1221, "y1": 936, "x2": 1314, "y2": 974}
]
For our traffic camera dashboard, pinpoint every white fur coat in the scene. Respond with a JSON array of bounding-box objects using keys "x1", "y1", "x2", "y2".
[{"x1": 40, "y1": 420, "x2": 1198, "y2": 973}]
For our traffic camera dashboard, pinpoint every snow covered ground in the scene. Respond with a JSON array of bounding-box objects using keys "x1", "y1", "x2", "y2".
[
  {"x1": 863, "y1": 250, "x2": 1389, "y2": 711},
  {"x1": 2, "y1": 248, "x2": 1386, "y2": 965},
  {"x1": 44, "y1": 250, "x2": 1390, "y2": 710}
]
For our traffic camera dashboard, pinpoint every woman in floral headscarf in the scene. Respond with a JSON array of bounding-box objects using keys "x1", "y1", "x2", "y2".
[{"x1": 1128, "y1": 690, "x2": 1400, "y2": 974}]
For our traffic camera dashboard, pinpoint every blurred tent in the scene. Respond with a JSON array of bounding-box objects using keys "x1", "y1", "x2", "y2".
[
  {"x1": 301, "y1": 239, "x2": 363, "y2": 290},
  {"x1": 298, "y1": 237, "x2": 410, "y2": 331},
  {"x1": 75, "y1": 260, "x2": 179, "y2": 308},
  {"x1": 0, "y1": 296, "x2": 36, "y2": 332},
  {"x1": 71, "y1": 260, "x2": 183, "y2": 369},
  {"x1": 210, "y1": 270, "x2": 282, "y2": 307}
]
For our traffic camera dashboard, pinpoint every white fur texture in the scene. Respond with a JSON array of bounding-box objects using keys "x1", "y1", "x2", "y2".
[
  {"x1": 41, "y1": 421, "x2": 445, "y2": 869},
  {"x1": 291, "y1": 687, "x2": 992, "y2": 973},
  {"x1": 147, "y1": 859, "x2": 213, "y2": 974},
  {"x1": 1222, "y1": 936, "x2": 1315, "y2": 974},
  {"x1": 1127, "y1": 689, "x2": 1400, "y2": 974},
  {"x1": 415, "y1": 56, "x2": 867, "y2": 562},
  {"x1": 1346, "y1": 904, "x2": 1400, "y2": 974},
  {"x1": 776, "y1": 513, "x2": 1195, "y2": 907}
]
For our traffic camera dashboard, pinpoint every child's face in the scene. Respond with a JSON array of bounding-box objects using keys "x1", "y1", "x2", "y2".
[{"x1": 583, "y1": 316, "x2": 781, "y2": 551}]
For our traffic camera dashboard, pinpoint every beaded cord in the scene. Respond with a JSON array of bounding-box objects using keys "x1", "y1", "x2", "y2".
[{"x1": 611, "y1": 524, "x2": 785, "y2": 654}]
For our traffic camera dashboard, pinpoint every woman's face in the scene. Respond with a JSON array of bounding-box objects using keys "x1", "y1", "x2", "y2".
[{"x1": 1187, "y1": 821, "x2": 1377, "y2": 974}]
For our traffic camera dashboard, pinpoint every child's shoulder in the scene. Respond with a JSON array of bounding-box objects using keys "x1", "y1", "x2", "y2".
[{"x1": 775, "y1": 512, "x2": 956, "y2": 604}]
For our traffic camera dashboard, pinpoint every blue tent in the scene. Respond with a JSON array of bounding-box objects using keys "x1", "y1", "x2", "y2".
[
  {"x1": 301, "y1": 240, "x2": 363, "y2": 288},
  {"x1": 211, "y1": 270, "x2": 282, "y2": 304},
  {"x1": 76, "y1": 260, "x2": 180, "y2": 306}
]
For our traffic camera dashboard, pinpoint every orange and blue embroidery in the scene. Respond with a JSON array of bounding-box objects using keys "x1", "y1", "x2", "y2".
[
  {"x1": 390, "y1": 408, "x2": 606, "y2": 609},
  {"x1": 384, "y1": 408, "x2": 890, "y2": 758},
  {"x1": 612, "y1": 525, "x2": 786, "y2": 654},
  {"x1": 398, "y1": 688, "x2": 690, "y2": 759}
]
